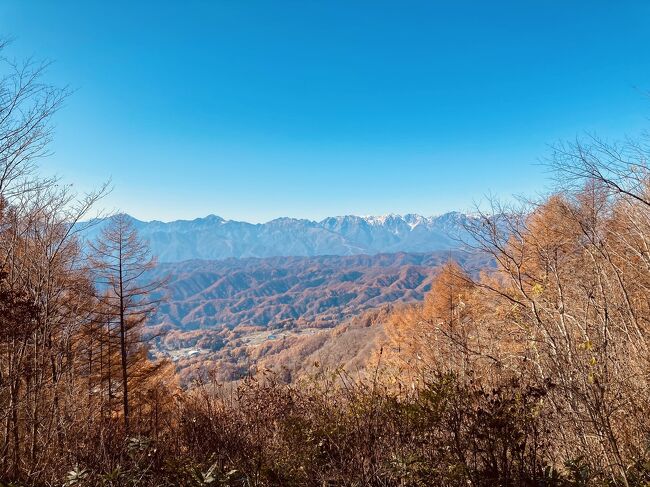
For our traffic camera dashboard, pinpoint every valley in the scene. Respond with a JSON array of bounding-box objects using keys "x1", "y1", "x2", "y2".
[{"x1": 142, "y1": 249, "x2": 485, "y2": 383}]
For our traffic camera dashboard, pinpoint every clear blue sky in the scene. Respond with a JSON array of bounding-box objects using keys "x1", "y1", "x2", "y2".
[{"x1": 1, "y1": 1, "x2": 649, "y2": 222}]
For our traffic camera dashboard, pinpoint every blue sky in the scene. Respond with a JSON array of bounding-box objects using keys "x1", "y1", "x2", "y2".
[{"x1": 1, "y1": 1, "x2": 649, "y2": 222}]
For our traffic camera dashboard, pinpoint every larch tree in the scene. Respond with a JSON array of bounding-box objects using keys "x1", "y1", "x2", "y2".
[{"x1": 88, "y1": 213, "x2": 164, "y2": 433}]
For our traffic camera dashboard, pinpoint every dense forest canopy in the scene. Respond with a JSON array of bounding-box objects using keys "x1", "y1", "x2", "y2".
[{"x1": 0, "y1": 44, "x2": 649, "y2": 486}]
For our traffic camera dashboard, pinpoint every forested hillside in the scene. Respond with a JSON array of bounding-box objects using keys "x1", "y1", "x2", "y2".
[
  {"x1": 150, "y1": 251, "x2": 471, "y2": 330},
  {"x1": 144, "y1": 251, "x2": 489, "y2": 383}
]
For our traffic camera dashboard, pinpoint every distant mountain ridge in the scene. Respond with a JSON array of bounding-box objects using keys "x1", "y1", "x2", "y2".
[
  {"x1": 81, "y1": 212, "x2": 472, "y2": 262},
  {"x1": 147, "y1": 251, "x2": 464, "y2": 331}
]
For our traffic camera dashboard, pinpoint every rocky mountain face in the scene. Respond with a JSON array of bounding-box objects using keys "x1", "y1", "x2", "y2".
[{"x1": 80, "y1": 212, "x2": 472, "y2": 262}]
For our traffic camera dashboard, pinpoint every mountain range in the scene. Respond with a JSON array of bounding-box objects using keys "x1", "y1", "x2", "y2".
[
  {"x1": 81, "y1": 212, "x2": 472, "y2": 262},
  {"x1": 79, "y1": 211, "x2": 481, "y2": 382},
  {"x1": 148, "y1": 251, "x2": 482, "y2": 331}
]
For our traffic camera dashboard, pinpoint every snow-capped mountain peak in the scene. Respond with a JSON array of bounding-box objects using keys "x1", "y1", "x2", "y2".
[{"x1": 79, "y1": 212, "x2": 471, "y2": 262}]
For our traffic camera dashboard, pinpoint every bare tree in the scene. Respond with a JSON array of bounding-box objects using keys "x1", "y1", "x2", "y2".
[
  {"x1": 0, "y1": 39, "x2": 68, "y2": 199},
  {"x1": 550, "y1": 134, "x2": 650, "y2": 208}
]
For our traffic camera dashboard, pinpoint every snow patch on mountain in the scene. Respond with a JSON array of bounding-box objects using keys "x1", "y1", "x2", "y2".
[{"x1": 79, "y1": 212, "x2": 473, "y2": 262}]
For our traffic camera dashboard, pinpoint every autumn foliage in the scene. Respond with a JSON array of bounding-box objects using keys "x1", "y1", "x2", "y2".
[{"x1": 380, "y1": 148, "x2": 650, "y2": 485}]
